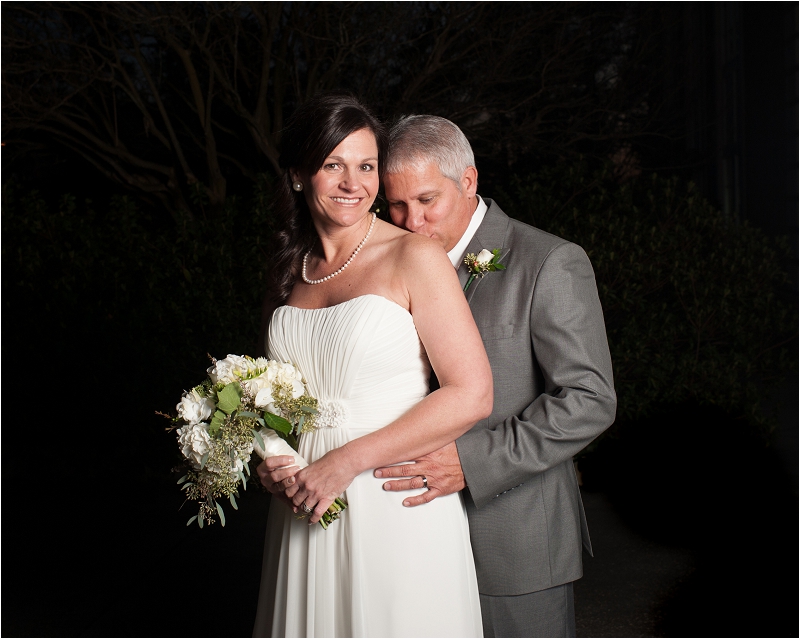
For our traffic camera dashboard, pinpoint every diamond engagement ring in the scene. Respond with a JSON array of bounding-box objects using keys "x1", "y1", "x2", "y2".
[
  {"x1": 301, "y1": 502, "x2": 313, "y2": 514},
  {"x1": 421, "y1": 476, "x2": 428, "y2": 489}
]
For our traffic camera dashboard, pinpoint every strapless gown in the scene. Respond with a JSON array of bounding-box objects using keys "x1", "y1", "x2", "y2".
[{"x1": 253, "y1": 294, "x2": 482, "y2": 638}]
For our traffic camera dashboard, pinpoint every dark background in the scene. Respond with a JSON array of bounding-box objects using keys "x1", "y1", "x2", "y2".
[{"x1": 2, "y1": 2, "x2": 797, "y2": 637}]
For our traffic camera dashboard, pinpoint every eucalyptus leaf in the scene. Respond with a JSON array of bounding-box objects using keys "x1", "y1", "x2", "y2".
[
  {"x1": 264, "y1": 412, "x2": 292, "y2": 435},
  {"x1": 182, "y1": 482, "x2": 194, "y2": 491},
  {"x1": 217, "y1": 382, "x2": 243, "y2": 415},
  {"x1": 209, "y1": 410, "x2": 226, "y2": 437},
  {"x1": 299, "y1": 405, "x2": 319, "y2": 415},
  {"x1": 216, "y1": 501, "x2": 226, "y2": 527},
  {"x1": 243, "y1": 461, "x2": 251, "y2": 477},
  {"x1": 198, "y1": 513, "x2": 204, "y2": 529},
  {"x1": 186, "y1": 515, "x2": 198, "y2": 526},
  {"x1": 229, "y1": 494, "x2": 238, "y2": 510},
  {"x1": 252, "y1": 429, "x2": 265, "y2": 450},
  {"x1": 200, "y1": 452, "x2": 209, "y2": 470},
  {"x1": 256, "y1": 417, "x2": 265, "y2": 427},
  {"x1": 238, "y1": 411, "x2": 259, "y2": 419},
  {"x1": 177, "y1": 474, "x2": 188, "y2": 485}
]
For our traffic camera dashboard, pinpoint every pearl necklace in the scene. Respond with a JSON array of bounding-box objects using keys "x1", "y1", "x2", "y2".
[{"x1": 301, "y1": 212, "x2": 377, "y2": 285}]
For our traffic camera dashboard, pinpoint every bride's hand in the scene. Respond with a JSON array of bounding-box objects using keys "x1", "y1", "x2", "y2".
[
  {"x1": 257, "y1": 456, "x2": 301, "y2": 510},
  {"x1": 285, "y1": 446, "x2": 359, "y2": 525}
]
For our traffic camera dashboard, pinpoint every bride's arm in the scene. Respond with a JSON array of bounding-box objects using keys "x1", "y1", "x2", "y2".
[{"x1": 286, "y1": 234, "x2": 493, "y2": 523}]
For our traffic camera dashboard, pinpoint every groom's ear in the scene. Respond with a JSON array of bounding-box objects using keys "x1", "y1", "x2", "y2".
[{"x1": 460, "y1": 166, "x2": 478, "y2": 198}]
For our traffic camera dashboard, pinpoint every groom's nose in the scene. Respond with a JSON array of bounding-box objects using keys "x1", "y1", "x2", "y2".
[{"x1": 403, "y1": 203, "x2": 426, "y2": 233}]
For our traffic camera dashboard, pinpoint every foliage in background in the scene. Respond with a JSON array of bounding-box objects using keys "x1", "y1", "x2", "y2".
[
  {"x1": 4, "y1": 161, "x2": 795, "y2": 440},
  {"x1": 2, "y1": 1, "x2": 669, "y2": 218},
  {"x1": 500, "y1": 162, "x2": 797, "y2": 433},
  {"x1": 2, "y1": 175, "x2": 274, "y2": 388}
]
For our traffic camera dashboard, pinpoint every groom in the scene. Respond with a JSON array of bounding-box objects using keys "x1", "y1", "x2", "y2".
[{"x1": 375, "y1": 115, "x2": 616, "y2": 638}]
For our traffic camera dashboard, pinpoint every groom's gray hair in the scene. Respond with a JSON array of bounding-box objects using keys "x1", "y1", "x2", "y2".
[{"x1": 386, "y1": 115, "x2": 475, "y2": 190}]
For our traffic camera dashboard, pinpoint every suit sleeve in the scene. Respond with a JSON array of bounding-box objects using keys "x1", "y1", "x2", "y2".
[{"x1": 456, "y1": 242, "x2": 617, "y2": 509}]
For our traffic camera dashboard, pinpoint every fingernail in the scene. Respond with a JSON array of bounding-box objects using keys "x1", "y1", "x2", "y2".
[
  {"x1": 383, "y1": 483, "x2": 390, "y2": 491},
  {"x1": 288, "y1": 477, "x2": 295, "y2": 485},
  {"x1": 374, "y1": 470, "x2": 383, "y2": 478},
  {"x1": 403, "y1": 500, "x2": 410, "y2": 507}
]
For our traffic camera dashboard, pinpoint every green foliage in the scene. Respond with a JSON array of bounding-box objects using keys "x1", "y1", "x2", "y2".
[
  {"x1": 501, "y1": 161, "x2": 797, "y2": 432},
  {"x1": 264, "y1": 412, "x2": 292, "y2": 436},
  {"x1": 3, "y1": 161, "x2": 795, "y2": 443},
  {"x1": 217, "y1": 383, "x2": 243, "y2": 415},
  {"x1": 209, "y1": 411, "x2": 227, "y2": 438},
  {"x1": 2, "y1": 175, "x2": 276, "y2": 387}
]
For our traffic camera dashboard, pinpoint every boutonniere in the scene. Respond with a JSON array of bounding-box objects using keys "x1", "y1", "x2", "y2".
[{"x1": 463, "y1": 248, "x2": 506, "y2": 291}]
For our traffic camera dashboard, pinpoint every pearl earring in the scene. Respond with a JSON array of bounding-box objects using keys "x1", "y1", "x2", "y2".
[{"x1": 292, "y1": 181, "x2": 304, "y2": 192}]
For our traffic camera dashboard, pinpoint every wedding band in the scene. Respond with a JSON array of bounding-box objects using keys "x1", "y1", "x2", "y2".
[
  {"x1": 301, "y1": 502, "x2": 313, "y2": 514},
  {"x1": 421, "y1": 476, "x2": 428, "y2": 489}
]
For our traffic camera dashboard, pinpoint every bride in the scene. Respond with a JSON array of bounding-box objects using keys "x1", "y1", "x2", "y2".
[{"x1": 252, "y1": 93, "x2": 491, "y2": 638}]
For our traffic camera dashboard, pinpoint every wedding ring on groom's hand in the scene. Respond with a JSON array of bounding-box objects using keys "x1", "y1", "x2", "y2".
[{"x1": 421, "y1": 476, "x2": 428, "y2": 490}]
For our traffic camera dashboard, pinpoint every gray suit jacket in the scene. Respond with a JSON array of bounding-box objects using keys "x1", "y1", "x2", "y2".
[{"x1": 455, "y1": 198, "x2": 616, "y2": 596}]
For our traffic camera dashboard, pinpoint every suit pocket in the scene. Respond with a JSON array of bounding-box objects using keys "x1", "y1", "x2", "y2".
[{"x1": 478, "y1": 323, "x2": 515, "y2": 340}]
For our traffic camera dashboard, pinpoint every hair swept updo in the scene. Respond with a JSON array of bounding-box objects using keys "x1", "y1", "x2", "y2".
[{"x1": 264, "y1": 92, "x2": 387, "y2": 309}]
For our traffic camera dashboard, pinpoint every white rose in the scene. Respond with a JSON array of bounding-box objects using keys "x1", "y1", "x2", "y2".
[
  {"x1": 264, "y1": 362, "x2": 280, "y2": 383},
  {"x1": 476, "y1": 249, "x2": 494, "y2": 264},
  {"x1": 289, "y1": 379, "x2": 305, "y2": 398},
  {"x1": 176, "y1": 389, "x2": 215, "y2": 425},
  {"x1": 177, "y1": 422, "x2": 212, "y2": 468},
  {"x1": 244, "y1": 374, "x2": 271, "y2": 397},
  {"x1": 276, "y1": 363, "x2": 305, "y2": 398},
  {"x1": 208, "y1": 354, "x2": 253, "y2": 385},
  {"x1": 254, "y1": 387, "x2": 275, "y2": 409}
]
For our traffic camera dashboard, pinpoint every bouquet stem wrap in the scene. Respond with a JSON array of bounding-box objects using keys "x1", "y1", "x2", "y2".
[
  {"x1": 252, "y1": 427, "x2": 347, "y2": 529},
  {"x1": 253, "y1": 427, "x2": 308, "y2": 468}
]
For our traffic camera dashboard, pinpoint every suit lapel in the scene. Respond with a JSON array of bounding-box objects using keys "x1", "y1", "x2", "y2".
[{"x1": 456, "y1": 199, "x2": 510, "y2": 304}]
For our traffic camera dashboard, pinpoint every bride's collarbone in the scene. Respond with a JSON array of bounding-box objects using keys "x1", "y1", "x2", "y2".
[{"x1": 290, "y1": 280, "x2": 407, "y2": 312}]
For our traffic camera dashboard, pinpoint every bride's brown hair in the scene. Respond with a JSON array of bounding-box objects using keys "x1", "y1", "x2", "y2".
[{"x1": 265, "y1": 92, "x2": 387, "y2": 310}]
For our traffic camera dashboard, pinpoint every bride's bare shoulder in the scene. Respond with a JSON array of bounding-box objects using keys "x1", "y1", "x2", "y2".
[
  {"x1": 372, "y1": 221, "x2": 449, "y2": 275},
  {"x1": 385, "y1": 231, "x2": 451, "y2": 279},
  {"x1": 396, "y1": 231, "x2": 447, "y2": 259}
]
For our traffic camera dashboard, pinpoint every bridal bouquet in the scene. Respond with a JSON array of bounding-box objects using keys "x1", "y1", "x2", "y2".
[{"x1": 162, "y1": 354, "x2": 347, "y2": 529}]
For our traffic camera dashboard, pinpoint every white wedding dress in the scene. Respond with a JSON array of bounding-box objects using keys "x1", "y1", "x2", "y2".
[{"x1": 253, "y1": 294, "x2": 482, "y2": 638}]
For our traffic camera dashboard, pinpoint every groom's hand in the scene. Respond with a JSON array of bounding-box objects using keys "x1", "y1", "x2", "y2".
[
  {"x1": 257, "y1": 456, "x2": 300, "y2": 510},
  {"x1": 374, "y1": 442, "x2": 466, "y2": 507}
]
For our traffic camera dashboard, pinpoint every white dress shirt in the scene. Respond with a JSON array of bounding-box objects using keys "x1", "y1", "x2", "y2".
[{"x1": 447, "y1": 195, "x2": 488, "y2": 268}]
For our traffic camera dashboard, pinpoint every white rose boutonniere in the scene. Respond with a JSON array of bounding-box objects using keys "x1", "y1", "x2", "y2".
[{"x1": 463, "y1": 248, "x2": 506, "y2": 291}]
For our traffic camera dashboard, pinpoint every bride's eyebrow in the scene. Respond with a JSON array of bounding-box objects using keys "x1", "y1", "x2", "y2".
[{"x1": 325, "y1": 155, "x2": 378, "y2": 162}]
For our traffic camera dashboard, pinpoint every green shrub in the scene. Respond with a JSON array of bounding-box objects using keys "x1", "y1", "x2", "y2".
[
  {"x1": 2, "y1": 176, "x2": 275, "y2": 388},
  {"x1": 500, "y1": 162, "x2": 797, "y2": 432},
  {"x1": 3, "y1": 163, "x2": 795, "y2": 437}
]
